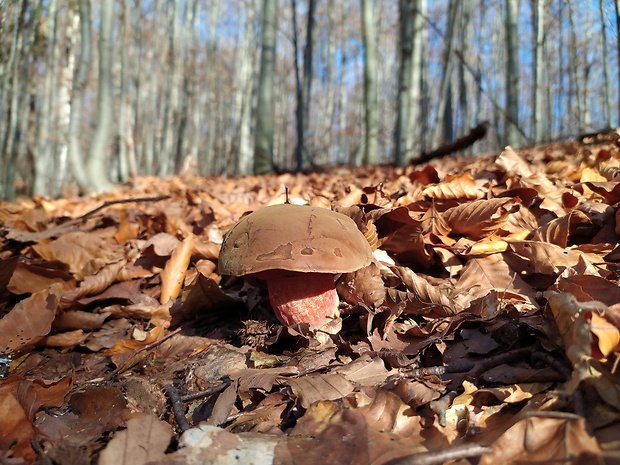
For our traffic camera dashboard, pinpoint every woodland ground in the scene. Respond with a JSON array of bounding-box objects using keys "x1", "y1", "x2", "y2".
[{"x1": 1, "y1": 132, "x2": 620, "y2": 465}]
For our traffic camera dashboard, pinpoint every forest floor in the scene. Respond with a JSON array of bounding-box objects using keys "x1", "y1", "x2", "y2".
[{"x1": 1, "y1": 132, "x2": 620, "y2": 465}]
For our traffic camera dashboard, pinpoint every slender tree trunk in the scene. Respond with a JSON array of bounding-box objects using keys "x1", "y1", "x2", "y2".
[
  {"x1": 159, "y1": 0, "x2": 181, "y2": 176},
  {"x1": 33, "y1": 0, "x2": 59, "y2": 195},
  {"x1": 254, "y1": 0, "x2": 277, "y2": 174},
  {"x1": 234, "y1": 0, "x2": 257, "y2": 175},
  {"x1": 118, "y1": 0, "x2": 137, "y2": 180},
  {"x1": 504, "y1": 0, "x2": 520, "y2": 147},
  {"x1": 532, "y1": 0, "x2": 545, "y2": 143},
  {"x1": 85, "y1": 0, "x2": 114, "y2": 192},
  {"x1": 301, "y1": 0, "x2": 315, "y2": 168},
  {"x1": 432, "y1": 0, "x2": 458, "y2": 147},
  {"x1": 1, "y1": 1, "x2": 26, "y2": 199},
  {"x1": 361, "y1": 0, "x2": 378, "y2": 165},
  {"x1": 616, "y1": 0, "x2": 620, "y2": 124},
  {"x1": 66, "y1": 0, "x2": 91, "y2": 192},
  {"x1": 599, "y1": 0, "x2": 612, "y2": 129},
  {"x1": 316, "y1": 0, "x2": 337, "y2": 164},
  {"x1": 292, "y1": 0, "x2": 304, "y2": 171},
  {"x1": 395, "y1": 0, "x2": 414, "y2": 167},
  {"x1": 408, "y1": 0, "x2": 427, "y2": 156},
  {"x1": 337, "y1": 6, "x2": 348, "y2": 164}
]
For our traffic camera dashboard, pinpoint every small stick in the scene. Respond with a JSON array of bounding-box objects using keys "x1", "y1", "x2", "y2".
[
  {"x1": 164, "y1": 384, "x2": 191, "y2": 432},
  {"x1": 76, "y1": 195, "x2": 171, "y2": 222},
  {"x1": 178, "y1": 380, "x2": 232, "y2": 402},
  {"x1": 384, "y1": 444, "x2": 490, "y2": 465},
  {"x1": 468, "y1": 347, "x2": 532, "y2": 378}
]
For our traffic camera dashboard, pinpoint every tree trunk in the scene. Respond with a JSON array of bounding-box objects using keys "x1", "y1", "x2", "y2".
[
  {"x1": 408, "y1": 0, "x2": 427, "y2": 157},
  {"x1": 504, "y1": 0, "x2": 520, "y2": 147},
  {"x1": 532, "y1": 0, "x2": 545, "y2": 143},
  {"x1": 361, "y1": 0, "x2": 378, "y2": 165},
  {"x1": 394, "y1": 0, "x2": 414, "y2": 167},
  {"x1": 598, "y1": 0, "x2": 612, "y2": 129},
  {"x1": 316, "y1": 0, "x2": 336, "y2": 165},
  {"x1": 85, "y1": 0, "x2": 114, "y2": 192},
  {"x1": 33, "y1": 0, "x2": 59, "y2": 195},
  {"x1": 254, "y1": 0, "x2": 278, "y2": 175},
  {"x1": 432, "y1": 0, "x2": 458, "y2": 147},
  {"x1": 1, "y1": 0, "x2": 27, "y2": 199},
  {"x1": 66, "y1": 0, "x2": 91, "y2": 192},
  {"x1": 234, "y1": 0, "x2": 257, "y2": 176},
  {"x1": 616, "y1": 0, "x2": 620, "y2": 124},
  {"x1": 118, "y1": 0, "x2": 137, "y2": 181}
]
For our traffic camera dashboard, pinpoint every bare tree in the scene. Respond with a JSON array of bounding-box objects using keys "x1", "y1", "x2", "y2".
[
  {"x1": 408, "y1": 0, "x2": 428, "y2": 157},
  {"x1": 85, "y1": 0, "x2": 114, "y2": 192},
  {"x1": 67, "y1": 0, "x2": 91, "y2": 192},
  {"x1": 616, "y1": 0, "x2": 620, "y2": 124},
  {"x1": 432, "y1": 0, "x2": 458, "y2": 148},
  {"x1": 292, "y1": 0, "x2": 316, "y2": 171},
  {"x1": 254, "y1": 0, "x2": 278, "y2": 175},
  {"x1": 504, "y1": 0, "x2": 520, "y2": 147},
  {"x1": 532, "y1": 0, "x2": 545, "y2": 143},
  {"x1": 599, "y1": 0, "x2": 613, "y2": 129},
  {"x1": 33, "y1": 0, "x2": 59, "y2": 195},
  {"x1": 361, "y1": 0, "x2": 378, "y2": 165},
  {"x1": 394, "y1": 0, "x2": 414, "y2": 167}
]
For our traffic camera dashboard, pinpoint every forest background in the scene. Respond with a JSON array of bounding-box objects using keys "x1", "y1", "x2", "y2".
[{"x1": 1, "y1": 0, "x2": 619, "y2": 200}]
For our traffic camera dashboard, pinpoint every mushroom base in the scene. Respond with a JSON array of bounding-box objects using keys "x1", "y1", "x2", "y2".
[{"x1": 265, "y1": 273, "x2": 339, "y2": 328}]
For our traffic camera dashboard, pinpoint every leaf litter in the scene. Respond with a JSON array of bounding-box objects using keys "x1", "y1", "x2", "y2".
[{"x1": 1, "y1": 134, "x2": 620, "y2": 464}]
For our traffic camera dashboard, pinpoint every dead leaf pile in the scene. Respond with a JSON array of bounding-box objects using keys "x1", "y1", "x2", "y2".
[{"x1": 1, "y1": 133, "x2": 620, "y2": 464}]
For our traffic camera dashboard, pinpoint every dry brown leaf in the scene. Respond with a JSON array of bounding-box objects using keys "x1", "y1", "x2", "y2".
[
  {"x1": 479, "y1": 417, "x2": 601, "y2": 465},
  {"x1": 385, "y1": 265, "x2": 455, "y2": 316},
  {"x1": 8, "y1": 260, "x2": 76, "y2": 295},
  {"x1": 533, "y1": 209, "x2": 591, "y2": 247},
  {"x1": 160, "y1": 234, "x2": 194, "y2": 304},
  {"x1": 98, "y1": 413, "x2": 173, "y2": 465},
  {"x1": 288, "y1": 373, "x2": 355, "y2": 409},
  {"x1": 453, "y1": 254, "x2": 538, "y2": 310},
  {"x1": 441, "y1": 198, "x2": 521, "y2": 240},
  {"x1": 0, "y1": 393, "x2": 36, "y2": 464},
  {"x1": 421, "y1": 172, "x2": 487, "y2": 200},
  {"x1": 0, "y1": 287, "x2": 58, "y2": 353}
]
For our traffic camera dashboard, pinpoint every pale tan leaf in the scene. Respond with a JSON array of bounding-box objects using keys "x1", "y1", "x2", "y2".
[
  {"x1": 98, "y1": 413, "x2": 173, "y2": 465},
  {"x1": 479, "y1": 417, "x2": 601, "y2": 465},
  {"x1": 160, "y1": 234, "x2": 194, "y2": 304},
  {"x1": 421, "y1": 173, "x2": 486, "y2": 200},
  {"x1": 288, "y1": 373, "x2": 354, "y2": 409}
]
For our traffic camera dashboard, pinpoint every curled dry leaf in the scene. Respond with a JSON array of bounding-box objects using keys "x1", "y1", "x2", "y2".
[
  {"x1": 441, "y1": 198, "x2": 521, "y2": 240},
  {"x1": 385, "y1": 265, "x2": 455, "y2": 316},
  {"x1": 160, "y1": 234, "x2": 194, "y2": 304}
]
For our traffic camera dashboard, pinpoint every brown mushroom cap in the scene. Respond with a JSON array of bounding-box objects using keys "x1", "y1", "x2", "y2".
[{"x1": 218, "y1": 204, "x2": 372, "y2": 277}]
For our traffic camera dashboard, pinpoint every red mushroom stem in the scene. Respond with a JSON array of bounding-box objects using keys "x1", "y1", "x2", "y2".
[{"x1": 264, "y1": 272, "x2": 339, "y2": 327}]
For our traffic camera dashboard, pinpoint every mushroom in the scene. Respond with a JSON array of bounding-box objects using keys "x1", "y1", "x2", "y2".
[{"x1": 218, "y1": 204, "x2": 373, "y2": 328}]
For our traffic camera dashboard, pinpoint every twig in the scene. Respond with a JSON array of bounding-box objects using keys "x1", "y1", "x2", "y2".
[
  {"x1": 404, "y1": 362, "x2": 475, "y2": 378},
  {"x1": 468, "y1": 347, "x2": 532, "y2": 378},
  {"x1": 105, "y1": 326, "x2": 183, "y2": 381},
  {"x1": 164, "y1": 384, "x2": 191, "y2": 432},
  {"x1": 76, "y1": 195, "x2": 171, "y2": 222},
  {"x1": 384, "y1": 444, "x2": 490, "y2": 465},
  {"x1": 178, "y1": 380, "x2": 232, "y2": 402}
]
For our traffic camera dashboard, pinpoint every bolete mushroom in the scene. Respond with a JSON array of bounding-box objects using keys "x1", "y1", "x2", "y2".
[{"x1": 218, "y1": 204, "x2": 373, "y2": 328}]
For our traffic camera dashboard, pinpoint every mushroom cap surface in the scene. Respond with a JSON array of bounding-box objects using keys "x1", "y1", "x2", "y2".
[{"x1": 218, "y1": 204, "x2": 372, "y2": 277}]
